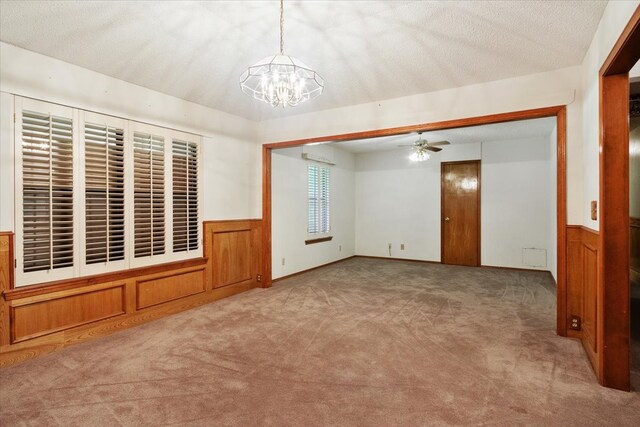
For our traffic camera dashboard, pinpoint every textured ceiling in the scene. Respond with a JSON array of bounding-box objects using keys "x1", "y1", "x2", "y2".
[
  {"x1": 331, "y1": 117, "x2": 556, "y2": 153},
  {"x1": 0, "y1": 1, "x2": 607, "y2": 122}
]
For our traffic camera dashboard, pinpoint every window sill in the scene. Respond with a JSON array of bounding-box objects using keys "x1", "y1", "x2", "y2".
[{"x1": 305, "y1": 236, "x2": 333, "y2": 245}]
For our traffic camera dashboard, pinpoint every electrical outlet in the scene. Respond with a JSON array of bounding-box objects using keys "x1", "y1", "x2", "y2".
[
  {"x1": 281, "y1": 257, "x2": 285, "y2": 266},
  {"x1": 257, "y1": 274, "x2": 262, "y2": 282},
  {"x1": 400, "y1": 244, "x2": 405, "y2": 250},
  {"x1": 570, "y1": 315, "x2": 581, "y2": 331}
]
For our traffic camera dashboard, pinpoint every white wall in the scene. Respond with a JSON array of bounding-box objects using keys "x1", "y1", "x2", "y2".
[
  {"x1": 355, "y1": 136, "x2": 556, "y2": 272},
  {"x1": 631, "y1": 117, "x2": 640, "y2": 219},
  {"x1": 580, "y1": 0, "x2": 640, "y2": 230},
  {"x1": 481, "y1": 137, "x2": 554, "y2": 272},
  {"x1": 548, "y1": 125, "x2": 558, "y2": 281},
  {"x1": 355, "y1": 144, "x2": 479, "y2": 261},
  {"x1": 272, "y1": 145, "x2": 355, "y2": 279},
  {"x1": 0, "y1": 42, "x2": 262, "y2": 229}
]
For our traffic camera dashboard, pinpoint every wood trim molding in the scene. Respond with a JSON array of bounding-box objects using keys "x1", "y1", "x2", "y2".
[
  {"x1": 0, "y1": 233, "x2": 15, "y2": 347},
  {"x1": 1, "y1": 219, "x2": 262, "y2": 368},
  {"x1": 263, "y1": 106, "x2": 565, "y2": 149},
  {"x1": 262, "y1": 145, "x2": 272, "y2": 288},
  {"x1": 556, "y1": 107, "x2": 568, "y2": 337},
  {"x1": 600, "y1": 5, "x2": 640, "y2": 75},
  {"x1": 2, "y1": 257, "x2": 208, "y2": 301},
  {"x1": 0, "y1": 279, "x2": 255, "y2": 368},
  {"x1": 595, "y1": 5, "x2": 640, "y2": 391},
  {"x1": 305, "y1": 236, "x2": 333, "y2": 245},
  {"x1": 630, "y1": 217, "x2": 640, "y2": 228},
  {"x1": 262, "y1": 105, "x2": 567, "y2": 340},
  {"x1": 273, "y1": 256, "x2": 356, "y2": 283},
  {"x1": 355, "y1": 255, "x2": 442, "y2": 265}
]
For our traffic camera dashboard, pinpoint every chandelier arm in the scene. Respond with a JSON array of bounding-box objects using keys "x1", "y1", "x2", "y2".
[{"x1": 280, "y1": 0, "x2": 284, "y2": 55}]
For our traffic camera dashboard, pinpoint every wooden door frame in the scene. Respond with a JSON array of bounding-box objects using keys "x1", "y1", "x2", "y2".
[
  {"x1": 262, "y1": 105, "x2": 567, "y2": 335},
  {"x1": 440, "y1": 160, "x2": 481, "y2": 267},
  {"x1": 597, "y1": 5, "x2": 640, "y2": 391}
]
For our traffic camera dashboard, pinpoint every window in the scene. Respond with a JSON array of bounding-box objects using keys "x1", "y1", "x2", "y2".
[
  {"x1": 15, "y1": 98, "x2": 202, "y2": 286},
  {"x1": 84, "y1": 119, "x2": 125, "y2": 265},
  {"x1": 21, "y1": 109, "x2": 74, "y2": 271},
  {"x1": 133, "y1": 131, "x2": 166, "y2": 258},
  {"x1": 172, "y1": 139, "x2": 199, "y2": 253},
  {"x1": 307, "y1": 164, "x2": 330, "y2": 235}
]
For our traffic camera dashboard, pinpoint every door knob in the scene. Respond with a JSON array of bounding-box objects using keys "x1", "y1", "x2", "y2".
[{"x1": 444, "y1": 217, "x2": 450, "y2": 222}]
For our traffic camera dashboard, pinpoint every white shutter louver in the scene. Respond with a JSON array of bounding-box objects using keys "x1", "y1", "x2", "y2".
[
  {"x1": 307, "y1": 164, "x2": 330, "y2": 235},
  {"x1": 84, "y1": 122, "x2": 125, "y2": 264},
  {"x1": 21, "y1": 110, "x2": 74, "y2": 273},
  {"x1": 133, "y1": 131, "x2": 165, "y2": 258},
  {"x1": 172, "y1": 139, "x2": 199, "y2": 252}
]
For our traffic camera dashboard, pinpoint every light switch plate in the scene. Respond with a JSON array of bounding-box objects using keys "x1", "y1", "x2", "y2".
[{"x1": 591, "y1": 200, "x2": 597, "y2": 220}]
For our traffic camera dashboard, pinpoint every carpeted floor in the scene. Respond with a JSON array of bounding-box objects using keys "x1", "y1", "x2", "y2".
[{"x1": 1, "y1": 258, "x2": 639, "y2": 426}]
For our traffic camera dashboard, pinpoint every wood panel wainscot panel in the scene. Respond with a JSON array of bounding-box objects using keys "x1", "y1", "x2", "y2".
[
  {"x1": 566, "y1": 226, "x2": 584, "y2": 339},
  {"x1": 582, "y1": 243, "x2": 598, "y2": 368},
  {"x1": 136, "y1": 268, "x2": 205, "y2": 310},
  {"x1": 205, "y1": 220, "x2": 262, "y2": 289},
  {"x1": 631, "y1": 217, "x2": 640, "y2": 285},
  {"x1": 566, "y1": 226, "x2": 600, "y2": 374},
  {"x1": 10, "y1": 283, "x2": 126, "y2": 343},
  {"x1": 214, "y1": 230, "x2": 252, "y2": 287},
  {"x1": 0, "y1": 220, "x2": 262, "y2": 367},
  {"x1": 0, "y1": 232, "x2": 14, "y2": 347}
]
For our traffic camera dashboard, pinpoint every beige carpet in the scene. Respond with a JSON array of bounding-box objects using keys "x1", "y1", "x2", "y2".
[{"x1": 1, "y1": 257, "x2": 639, "y2": 426}]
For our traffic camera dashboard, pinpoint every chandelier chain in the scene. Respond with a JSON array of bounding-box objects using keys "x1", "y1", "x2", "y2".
[{"x1": 279, "y1": 0, "x2": 284, "y2": 54}]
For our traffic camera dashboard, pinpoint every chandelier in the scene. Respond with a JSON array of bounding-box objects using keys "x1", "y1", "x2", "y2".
[{"x1": 240, "y1": 0, "x2": 324, "y2": 108}]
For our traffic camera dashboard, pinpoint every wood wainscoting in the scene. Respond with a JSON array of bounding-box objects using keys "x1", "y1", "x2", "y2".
[
  {"x1": 631, "y1": 217, "x2": 640, "y2": 287},
  {"x1": 0, "y1": 220, "x2": 262, "y2": 367},
  {"x1": 566, "y1": 225, "x2": 600, "y2": 375}
]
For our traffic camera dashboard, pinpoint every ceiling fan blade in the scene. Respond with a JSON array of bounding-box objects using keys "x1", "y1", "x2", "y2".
[
  {"x1": 428, "y1": 141, "x2": 451, "y2": 147},
  {"x1": 425, "y1": 146, "x2": 443, "y2": 152},
  {"x1": 397, "y1": 144, "x2": 416, "y2": 147}
]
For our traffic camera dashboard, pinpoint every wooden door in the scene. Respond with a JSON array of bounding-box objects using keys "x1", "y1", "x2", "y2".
[{"x1": 441, "y1": 161, "x2": 480, "y2": 266}]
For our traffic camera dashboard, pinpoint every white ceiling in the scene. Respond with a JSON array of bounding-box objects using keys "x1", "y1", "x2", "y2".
[
  {"x1": 0, "y1": 1, "x2": 607, "y2": 122},
  {"x1": 331, "y1": 117, "x2": 556, "y2": 153}
]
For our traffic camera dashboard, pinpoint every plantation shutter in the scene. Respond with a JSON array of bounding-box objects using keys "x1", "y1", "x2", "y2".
[
  {"x1": 21, "y1": 109, "x2": 74, "y2": 273},
  {"x1": 172, "y1": 139, "x2": 199, "y2": 252},
  {"x1": 307, "y1": 164, "x2": 330, "y2": 234},
  {"x1": 133, "y1": 131, "x2": 165, "y2": 258},
  {"x1": 318, "y1": 166, "x2": 330, "y2": 233},
  {"x1": 84, "y1": 121, "x2": 125, "y2": 264}
]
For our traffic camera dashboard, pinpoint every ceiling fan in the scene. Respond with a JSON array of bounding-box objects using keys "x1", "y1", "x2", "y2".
[{"x1": 397, "y1": 132, "x2": 451, "y2": 153}]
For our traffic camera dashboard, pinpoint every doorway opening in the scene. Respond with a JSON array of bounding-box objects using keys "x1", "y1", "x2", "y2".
[
  {"x1": 597, "y1": 6, "x2": 640, "y2": 391},
  {"x1": 264, "y1": 110, "x2": 566, "y2": 335}
]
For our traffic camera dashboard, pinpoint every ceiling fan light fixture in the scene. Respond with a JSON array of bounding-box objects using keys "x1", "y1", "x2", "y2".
[
  {"x1": 240, "y1": 0, "x2": 324, "y2": 108},
  {"x1": 409, "y1": 150, "x2": 430, "y2": 162}
]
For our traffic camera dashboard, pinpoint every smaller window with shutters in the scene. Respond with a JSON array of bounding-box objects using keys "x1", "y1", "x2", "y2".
[{"x1": 307, "y1": 164, "x2": 331, "y2": 235}]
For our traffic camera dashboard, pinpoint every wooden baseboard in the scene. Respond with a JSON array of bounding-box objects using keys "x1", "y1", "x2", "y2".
[
  {"x1": 273, "y1": 256, "x2": 356, "y2": 283},
  {"x1": 354, "y1": 255, "x2": 442, "y2": 265},
  {"x1": 354, "y1": 255, "x2": 553, "y2": 276},
  {"x1": 0, "y1": 280, "x2": 256, "y2": 368},
  {"x1": 0, "y1": 220, "x2": 263, "y2": 368}
]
